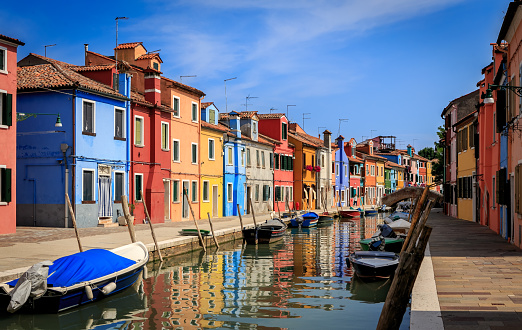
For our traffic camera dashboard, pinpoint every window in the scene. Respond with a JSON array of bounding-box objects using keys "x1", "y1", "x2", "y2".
[
  {"x1": 247, "y1": 149, "x2": 251, "y2": 166},
  {"x1": 256, "y1": 150, "x2": 260, "y2": 167},
  {"x1": 253, "y1": 121, "x2": 257, "y2": 134},
  {"x1": 282, "y1": 122, "x2": 288, "y2": 140},
  {"x1": 114, "y1": 172, "x2": 124, "y2": 202},
  {"x1": 153, "y1": 62, "x2": 159, "y2": 70},
  {"x1": 191, "y1": 181, "x2": 198, "y2": 202},
  {"x1": 134, "y1": 116, "x2": 144, "y2": 146},
  {"x1": 274, "y1": 153, "x2": 279, "y2": 169},
  {"x1": 173, "y1": 139, "x2": 180, "y2": 162},
  {"x1": 114, "y1": 107, "x2": 125, "y2": 139},
  {"x1": 303, "y1": 153, "x2": 307, "y2": 168},
  {"x1": 371, "y1": 165, "x2": 375, "y2": 176},
  {"x1": 516, "y1": 164, "x2": 522, "y2": 214},
  {"x1": 262, "y1": 185, "x2": 270, "y2": 201},
  {"x1": 161, "y1": 122, "x2": 169, "y2": 150},
  {"x1": 0, "y1": 91, "x2": 12, "y2": 127},
  {"x1": 344, "y1": 165, "x2": 348, "y2": 177},
  {"x1": 0, "y1": 46, "x2": 6, "y2": 74},
  {"x1": 83, "y1": 101, "x2": 95, "y2": 134},
  {"x1": 322, "y1": 155, "x2": 325, "y2": 167},
  {"x1": 208, "y1": 139, "x2": 215, "y2": 160},
  {"x1": 227, "y1": 183, "x2": 233, "y2": 202},
  {"x1": 172, "y1": 96, "x2": 180, "y2": 118},
  {"x1": 203, "y1": 181, "x2": 209, "y2": 202},
  {"x1": 336, "y1": 164, "x2": 339, "y2": 176},
  {"x1": 289, "y1": 187, "x2": 293, "y2": 201},
  {"x1": 261, "y1": 151, "x2": 265, "y2": 168},
  {"x1": 172, "y1": 180, "x2": 180, "y2": 202},
  {"x1": 228, "y1": 147, "x2": 233, "y2": 165},
  {"x1": 83, "y1": 169, "x2": 95, "y2": 202},
  {"x1": 492, "y1": 176, "x2": 496, "y2": 206},
  {"x1": 255, "y1": 184, "x2": 259, "y2": 202},
  {"x1": 135, "y1": 173, "x2": 143, "y2": 201},
  {"x1": 341, "y1": 190, "x2": 345, "y2": 203},
  {"x1": 269, "y1": 153, "x2": 273, "y2": 169},
  {"x1": 0, "y1": 166, "x2": 12, "y2": 203},
  {"x1": 191, "y1": 143, "x2": 198, "y2": 164},
  {"x1": 241, "y1": 149, "x2": 245, "y2": 166},
  {"x1": 209, "y1": 109, "x2": 216, "y2": 123},
  {"x1": 286, "y1": 187, "x2": 290, "y2": 202},
  {"x1": 191, "y1": 102, "x2": 198, "y2": 122},
  {"x1": 275, "y1": 186, "x2": 281, "y2": 201}
]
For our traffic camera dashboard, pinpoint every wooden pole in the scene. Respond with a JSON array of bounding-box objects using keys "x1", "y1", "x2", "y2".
[
  {"x1": 237, "y1": 204, "x2": 244, "y2": 229},
  {"x1": 400, "y1": 185, "x2": 430, "y2": 253},
  {"x1": 276, "y1": 199, "x2": 282, "y2": 220},
  {"x1": 65, "y1": 193, "x2": 83, "y2": 252},
  {"x1": 183, "y1": 188, "x2": 206, "y2": 253},
  {"x1": 249, "y1": 197, "x2": 258, "y2": 227},
  {"x1": 405, "y1": 200, "x2": 434, "y2": 254},
  {"x1": 122, "y1": 195, "x2": 137, "y2": 243},
  {"x1": 141, "y1": 190, "x2": 163, "y2": 262},
  {"x1": 207, "y1": 212, "x2": 220, "y2": 248}
]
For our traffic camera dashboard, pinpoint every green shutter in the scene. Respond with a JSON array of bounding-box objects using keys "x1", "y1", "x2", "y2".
[
  {"x1": 5, "y1": 94, "x2": 12, "y2": 127},
  {"x1": 1, "y1": 168, "x2": 11, "y2": 203}
]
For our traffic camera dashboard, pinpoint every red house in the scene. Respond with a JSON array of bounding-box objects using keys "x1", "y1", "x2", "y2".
[
  {"x1": 258, "y1": 113, "x2": 295, "y2": 212},
  {"x1": 0, "y1": 34, "x2": 24, "y2": 234}
]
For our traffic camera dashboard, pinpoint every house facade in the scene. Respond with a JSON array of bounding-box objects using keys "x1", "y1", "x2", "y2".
[
  {"x1": 0, "y1": 34, "x2": 24, "y2": 234},
  {"x1": 334, "y1": 136, "x2": 349, "y2": 207}
]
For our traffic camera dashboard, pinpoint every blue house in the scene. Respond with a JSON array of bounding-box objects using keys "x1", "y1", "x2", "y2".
[
  {"x1": 334, "y1": 135, "x2": 349, "y2": 207},
  {"x1": 220, "y1": 111, "x2": 246, "y2": 216},
  {"x1": 16, "y1": 54, "x2": 131, "y2": 228}
]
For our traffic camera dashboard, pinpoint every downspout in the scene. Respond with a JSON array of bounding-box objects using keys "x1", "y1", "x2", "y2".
[{"x1": 72, "y1": 88, "x2": 77, "y2": 226}]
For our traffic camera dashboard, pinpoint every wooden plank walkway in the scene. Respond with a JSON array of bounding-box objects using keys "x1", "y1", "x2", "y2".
[{"x1": 427, "y1": 209, "x2": 522, "y2": 329}]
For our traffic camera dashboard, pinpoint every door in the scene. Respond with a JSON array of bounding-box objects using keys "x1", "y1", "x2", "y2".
[
  {"x1": 212, "y1": 185, "x2": 219, "y2": 217},
  {"x1": 164, "y1": 180, "x2": 170, "y2": 220},
  {"x1": 246, "y1": 186, "x2": 251, "y2": 214},
  {"x1": 182, "y1": 181, "x2": 190, "y2": 219},
  {"x1": 98, "y1": 175, "x2": 112, "y2": 218}
]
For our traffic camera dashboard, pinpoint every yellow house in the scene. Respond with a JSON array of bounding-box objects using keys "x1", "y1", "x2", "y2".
[
  {"x1": 375, "y1": 157, "x2": 386, "y2": 204},
  {"x1": 200, "y1": 103, "x2": 226, "y2": 218},
  {"x1": 456, "y1": 113, "x2": 477, "y2": 221}
]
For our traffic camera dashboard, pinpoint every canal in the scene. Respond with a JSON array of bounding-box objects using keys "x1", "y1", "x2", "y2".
[{"x1": 1, "y1": 213, "x2": 410, "y2": 329}]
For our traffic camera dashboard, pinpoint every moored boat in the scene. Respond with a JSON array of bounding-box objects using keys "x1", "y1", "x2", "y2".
[
  {"x1": 242, "y1": 219, "x2": 287, "y2": 244},
  {"x1": 364, "y1": 209, "x2": 378, "y2": 216},
  {"x1": 359, "y1": 237, "x2": 405, "y2": 253},
  {"x1": 318, "y1": 213, "x2": 334, "y2": 222},
  {"x1": 339, "y1": 210, "x2": 361, "y2": 218},
  {"x1": 347, "y1": 251, "x2": 400, "y2": 279},
  {"x1": 290, "y1": 212, "x2": 319, "y2": 228},
  {"x1": 0, "y1": 242, "x2": 149, "y2": 314}
]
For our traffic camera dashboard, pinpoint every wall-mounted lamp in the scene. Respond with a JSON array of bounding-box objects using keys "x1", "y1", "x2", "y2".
[
  {"x1": 483, "y1": 83, "x2": 522, "y2": 104},
  {"x1": 17, "y1": 112, "x2": 62, "y2": 127}
]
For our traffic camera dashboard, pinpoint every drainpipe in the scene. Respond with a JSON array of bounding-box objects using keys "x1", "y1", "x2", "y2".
[
  {"x1": 71, "y1": 88, "x2": 77, "y2": 226},
  {"x1": 61, "y1": 144, "x2": 70, "y2": 228}
]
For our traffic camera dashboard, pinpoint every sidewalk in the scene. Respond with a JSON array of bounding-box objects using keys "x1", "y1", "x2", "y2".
[
  {"x1": 412, "y1": 208, "x2": 522, "y2": 329},
  {"x1": 0, "y1": 212, "x2": 264, "y2": 282}
]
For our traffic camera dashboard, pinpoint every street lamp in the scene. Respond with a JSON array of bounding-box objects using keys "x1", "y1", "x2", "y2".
[
  {"x1": 17, "y1": 113, "x2": 62, "y2": 127},
  {"x1": 224, "y1": 77, "x2": 237, "y2": 112},
  {"x1": 483, "y1": 83, "x2": 522, "y2": 104}
]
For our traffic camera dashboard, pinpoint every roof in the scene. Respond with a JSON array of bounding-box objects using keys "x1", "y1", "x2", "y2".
[
  {"x1": 441, "y1": 89, "x2": 479, "y2": 118},
  {"x1": 497, "y1": 2, "x2": 522, "y2": 44},
  {"x1": 220, "y1": 111, "x2": 258, "y2": 119},
  {"x1": 17, "y1": 55, "x2": 127, "y2": 99},
  {"x1": 257, "y1": 113, "x2": 286, "y2": 119},
  {"x1": 201, "y1": 102, "x2": 213, "y2": 109},
  {"x1": 162, "y1": 76, "x2": 205, "y2": 97},
  {"x1": 0, "y1": 34, "x2": 25, "y2": 46},
  {"x1": 259, "y1": 133, "x2": 281, "y2": 145},
  {"x1": 115, "y1": 42, "x2": 143, "y2": 50},
  {"x1": 73, "y1": 64, "x2": 115, "y2": 72},
  {"x1": 413, "y1": 154, "x2": 429, "y2": 162},
  {"x1": 136, "y1": 53, "x2": 163, "y2": 63},
  {"x1": 131, "y1": 91, "x2": 172, "y2": 112},
  {"x1": 289, "y1": 130, "x2": 324, "y2": 148},
  {"x1": 201, "y1": 120, "x2": 229, "y2": 133}
]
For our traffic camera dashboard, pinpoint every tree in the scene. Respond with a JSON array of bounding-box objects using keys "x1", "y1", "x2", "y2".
[
  {"x1": 431, "y1": 126, "x2": 445, "y2": 182},
  {"x1": 418, "y1": 147, "x2": 435, "y2": 160}
]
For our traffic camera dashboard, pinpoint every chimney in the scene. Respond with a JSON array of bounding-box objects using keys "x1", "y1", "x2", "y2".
[
  {"x1": 144, "y1": 69, "x2": 161, "y2": 106},
  {"x1": 323, "y1": 130, "x2": 332, "y2": 148},
  {"x1": 407, "y1": 144, "x2": 412, "y2": 156},
  {"x1": 228, "y1": 111, "x2": 241, "y2": 138},
  {"x1": 84, "y1": 44, "x2": 89, "y2": 65}
]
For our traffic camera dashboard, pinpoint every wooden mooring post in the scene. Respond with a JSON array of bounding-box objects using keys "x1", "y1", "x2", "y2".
[
  {"x1": 207, "y1": 212, "x2": 220, "y2": 249},
  {"x1": 141, "y1": 190, "x2": 163, "y2": 262},
  {"x1": 122, "y1": 195, "x2": 137, "y2": 243},
  {"x1": 65, "y1": 193, "x2": 83, "y2": 252},
  {"x1": 183, "y1": 188, "x2": 206, "y2": 253},
  {"x1": 377, "y1": 185, "x2": 442, "y2": 330}
]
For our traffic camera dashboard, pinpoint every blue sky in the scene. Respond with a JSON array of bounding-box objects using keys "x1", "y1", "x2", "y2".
[{"x1": 1, "y1": 0, "x2": 512, "y2": 151}]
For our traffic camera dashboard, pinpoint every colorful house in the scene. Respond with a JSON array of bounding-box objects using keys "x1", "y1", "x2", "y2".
[
  {"x1": 316, "y1": 130, "x2": 333, "y2": 211},
  {"x1": 0, "y1": 34, "x2": 24, "y2": 234},
  {"x1": 357, "y1": 140, "x2": 377, "y2": 207},
  {"x1": 200, "y1": 102, "x2": 226, "y2": 218},
  {"x1": 17, "y1": 53, "x2": 131, "y2": 228},
  {"x1": 219, "y1": 112, "x2": 246, "y2": 216},
  {"x1": 345, "y1": 138, "x2": 364, "y2": 207},
  {"x1": 335, "y1": 135, "x2": 350, "y2": 207},
  {"x1": 258, "y1": 113, "x2": 295, "y2": 212}
]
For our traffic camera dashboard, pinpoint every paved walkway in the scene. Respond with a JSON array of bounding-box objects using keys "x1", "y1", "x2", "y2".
[{"x1": 412, "y1": 208, "x2": 522, "y2": 330}]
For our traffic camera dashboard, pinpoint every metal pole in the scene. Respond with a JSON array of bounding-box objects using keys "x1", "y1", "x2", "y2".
[{"x1": 224, "y1": 77, "x2": 237, "y2": 112}]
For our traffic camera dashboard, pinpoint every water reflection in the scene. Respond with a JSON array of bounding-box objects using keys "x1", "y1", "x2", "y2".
[{"x1": 2, "y1": 212, "x2": 409, "y2": 329}]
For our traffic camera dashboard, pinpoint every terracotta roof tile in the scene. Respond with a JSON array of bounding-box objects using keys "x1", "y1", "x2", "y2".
[
  {"x1": 162, "y1": 76, "x2": 205, "y2": 97},
  {"x1": 136, "y1": 53, "x2": 163, "y2": 62},
  {"x1": 115, "y1": 42, "x2": 143, "y2": 50},
  {"x1": 73, "y1": 64, "x2": 115, "y2": 72},
  {"x1": 0, "y1": 34, "x2": 25, "y2": 46},
  {"x1": 201, "y1": 102, "x2": 213, "y2": 109},
  {"x1": 257, "y1": 113, "x2": 286, "y2": 119},
  {"x1": 201, "y1": 120, "x2": 229, "y2": 133}
]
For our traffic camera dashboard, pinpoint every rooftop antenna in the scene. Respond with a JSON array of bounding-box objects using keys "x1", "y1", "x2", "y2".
[
  {"x1": 302, "y1": 113, "x2": 311, "y2": 129},
  {"x1": 44, "y1": 44, "x2": 56, "y2": 57},
  {"x1": 338, "y1": 119, "x2": 349, "y2": 137},
  {"x1": 286, "y1": 105, "x2": 296, "y2": 121},
  {"x1": 243, "y1": 95, "x2": 258, "y2": 111},
  {"x1": 115, "y1": 17, "x2": 129, "y2": 72},
  {"x1": 147, "y1": 49, "x2": 161, "y2": 54},
  {"x1": 224, "y1": 77, "x2": 237, "y2": 112},
  {"x1": 269, "y1": 107, "x2": 277, "y2": 114},
  {"x1": 180, "y1": 75, "x2": 196, "y2": 83}
]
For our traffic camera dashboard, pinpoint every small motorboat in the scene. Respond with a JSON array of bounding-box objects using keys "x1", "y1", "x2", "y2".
[
  {"x1": 347, "y1": 251, "x2": 400, "y2": 279},
  {"x1": 242, "y1": 218, "x2": 287, "y2": 244},
  {"x1": 359, "y1": 237, "x2": 405, "y2": 253},
  {"x1": 364, "y1": 209, "x2": 378, "y2": 216},
  {"x1": 0, "y1": 242, "x2": 149, "y2": 314},
  {"x1": 290, "y1": 212, "x2": 319, "y2": 228},
  {"x1": 387, "y1": 219, "x2": 411, "y2": 234},
  {"x1": 339, "y1": 210, "x2": 361, "y2": 218},
  {"x1": 318, "y1": 212, "x2": 334, "y2": 222}
]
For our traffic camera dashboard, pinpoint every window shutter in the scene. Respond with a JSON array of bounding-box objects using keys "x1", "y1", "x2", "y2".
[
  {"x1": 270, "y1": 153, "x2": 273, "y2": 169},
  {"x1": 1, "y1": 168, "x2": 11, "y2": 202},
  {"x1": 5, "y1": 94, "x2": 12, "y2": 126},
  {"x1": 496, "y1": 89, "x2": 506, "y2": 133}
]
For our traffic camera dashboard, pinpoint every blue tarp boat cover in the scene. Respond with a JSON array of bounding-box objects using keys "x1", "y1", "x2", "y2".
[
  {"x1": 9, "y1": 249, "x2": 135, "y2": 288},
  {"x1": 302, "y1": 212, "x2": 318, "y2": 219}
]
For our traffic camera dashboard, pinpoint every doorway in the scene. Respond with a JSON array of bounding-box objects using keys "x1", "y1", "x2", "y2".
[
  {"x1": 212, "y1": 185, "x2": 219, "y2": 217},
  {"x1": 246, "y1": 186, "x2": 252, "y2": 214},
  {"x1": 182, "y1": 181, "x2": 190, "y2": 219}
]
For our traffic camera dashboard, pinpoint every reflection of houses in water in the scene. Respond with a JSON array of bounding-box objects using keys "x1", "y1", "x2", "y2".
[
  {"x1": 362, "y1": 215, "x2": 379, "y2": 239},
  {"x1": 198, "y1": 255, "x2": 226, "y2": 328},
  {"x1": 273, "y1": 242, "x2": 294, "y2": 311},
  {"x1": 169, "y1": 266, "x2": 203, "y2": 328},
  {"x1": 316, "y1": 226, "x2": 336, "y2": 277}
]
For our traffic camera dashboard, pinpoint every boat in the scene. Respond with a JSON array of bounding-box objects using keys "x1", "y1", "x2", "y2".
[
  {"x1": 347, "y1": 251, "x2": 400, "y2": 279},
  {"x1": 0, "y1": 242, "x2": 149, "y2": 314},
  {"x1": 364, "y1": 209, "x2": 378, "y2": 216},
  {"x1": 318, "y1": 212, "x2": 334, "y2": 222},
  {"x1": 348, "y1": 274, "x2": 392, "y2": 303},
  {"x1": 359, "y1": 237, "x2": 405, "y2": 253},
  {"x1": 387, "y1": 219, "x2": 411, "y2": 234},
  {"x1": 242, "y1": 218, "x2": 287, "y2": 244},
  {"x1": 289, "y1": 212, "x2": 319, "y2": 228},
  {"x1": 179, "y1": 228, "x2": 211, "y2": 236},
  {"x1": 339, "y1": 210, "x2": 361, "y2": 218}
]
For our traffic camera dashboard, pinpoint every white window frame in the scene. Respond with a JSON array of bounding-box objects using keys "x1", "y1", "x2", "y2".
[
  {"x1": 135, "y1": 173, "x2": 143, "y2": 201},
  {"x1": 161, "y1": 122, "x2": 170, "y2": 151},
  {"x1": 134, "y1": 115, "x2": 144, "y2": 147},
  {"x1": 191, "y1": 143, "x2": 198, "y2": 165},
  {"x1": 208, "y1": 139, "x2": 215, "y2": 160},
  {"x1": 191, "y1": 180, "x2": 198, "y2": 202},
  {"x1": 82, "y1": 169, "x2": 95, "y2": 202},
  {"x1": 113, "y1": 171, "x2": 125, "y2": 202},
  {"x1": 172, "y1": 139, "x2": 180, "y2": 162},
  {"x1": 227, "y1": 183, "x2": 233, "y2": 203},
  {"x1": 191, "y1": 102, "x2": 199, "y2": 123},
  {"x1": 202, "y1": 180, "x2": 210, "y2": 202},
  {"x1": 114, "y1": 106, "x2": 125, "y2": 139},
  {"x1": 0, "y1": 46, "x2": 6, "y2": 74},
  {"x1": 172, "y1": 95, "x2": 180, "y2": 118},
  {"x1": 344, "y1": 164, "x2": 348, "y2": 177},
  {"x1": 261, "y1": 151, "x2": 265, "y2": 168},
  {"x1": 82, "y1": 100, "x2": 96, "y2": 134},
  {"x1": 241, "y1": 148, "x2": 245, "y2": 166},
  {"x1": 172, "y1": 180, "x2": 180, "y2": 203}
]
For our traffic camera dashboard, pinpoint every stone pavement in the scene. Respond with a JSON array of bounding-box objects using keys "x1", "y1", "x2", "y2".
[{"x1": 414, "y1": 208, "x2": 522, "y2": 330}]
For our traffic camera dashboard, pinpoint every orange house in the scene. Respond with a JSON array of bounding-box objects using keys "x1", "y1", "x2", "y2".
[{"x1": 357, "y1": 140, "x2": 377, "y2": 207}]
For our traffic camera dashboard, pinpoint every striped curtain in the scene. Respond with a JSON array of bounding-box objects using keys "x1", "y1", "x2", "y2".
[{"x1": 98, "y1": 176, "x2": 113, "y2": 217}]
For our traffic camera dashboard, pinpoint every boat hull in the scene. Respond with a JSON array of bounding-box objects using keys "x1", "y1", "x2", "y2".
[
  {"x1": 359, "y1": 237, "x2": 405, "y2": 253},
  {"x1": 242, "y1": 227, "x2": 286, "y2": 244},
  {"x1": 348, "y1": 252, "x2": 399, "y2": 279},
  {"x1": 339, "y1": 210, "x2": 361, "y2": 218}
]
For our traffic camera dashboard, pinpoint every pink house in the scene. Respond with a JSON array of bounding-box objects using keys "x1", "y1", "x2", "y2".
[{"x1": 0, "y1": 34, "x2": 24, "y2": 234}]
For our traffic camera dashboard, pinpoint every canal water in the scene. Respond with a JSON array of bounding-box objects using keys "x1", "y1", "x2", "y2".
[{"x1": 1, "y1": 213, "x2": 410, "y2": 329}]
